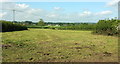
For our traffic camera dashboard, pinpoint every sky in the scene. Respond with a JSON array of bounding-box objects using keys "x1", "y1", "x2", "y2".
[{"x1": 0, "y1": 0, "x2": 119, "y2": 23}]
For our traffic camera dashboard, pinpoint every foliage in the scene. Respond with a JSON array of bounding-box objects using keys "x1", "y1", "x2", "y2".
[
  {"x1": 28, "y1": 23, "x2": 96, "y2": 30},
  {"x1": 9, "y1": 18, "x2": 120, "y2": 36},
  {"x1": 95, "y1": 19, "x2": 120, "y2": 35},
  {"x1": 1, "y1": 20, "x2": 28, "y2": 32},
  {"x1": 37, "y1": 19, "x2": 46, "y2": 26},
  {"x1": 57, "y1": 24, "x2": 96, "y2": 30}
]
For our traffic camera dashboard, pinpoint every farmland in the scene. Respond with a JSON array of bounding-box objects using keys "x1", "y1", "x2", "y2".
[{"x1": 2, "y1": 29, "x2": 118, "y2": 62}]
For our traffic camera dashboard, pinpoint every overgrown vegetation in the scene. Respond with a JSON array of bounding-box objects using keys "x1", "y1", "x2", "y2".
[
  {"x1": 1, "y1": 18, "x2": 120, "y2": 36},
  {"x1": 94, "y1": 19, "x2": 120, "y2": 36},
  {"x1": 0, "y1": 20, "x2": 28, "y2": 32}
]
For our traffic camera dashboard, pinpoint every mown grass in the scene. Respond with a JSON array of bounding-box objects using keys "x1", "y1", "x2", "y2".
[{"x1": 1, "y1": 29, "x2": 118, "y2": 62}]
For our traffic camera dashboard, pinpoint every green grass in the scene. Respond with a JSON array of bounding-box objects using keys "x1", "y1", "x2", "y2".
[{"x1": 1, "y1": 29, "x2": 118, "y2": 62}]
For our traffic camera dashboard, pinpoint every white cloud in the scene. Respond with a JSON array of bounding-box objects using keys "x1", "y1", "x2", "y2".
[
  {"x1": 16, "y1": 4, "x2": 29, "y2": 9},
  {"x1": 27, "y1": 8, "x2": 44, "y2": 15},
  {"x1": 95, "y1": 10, "x2": 112, "y2": 15},
  {"x1": 107, "y1": 0, "x2": 120, "y2": 6},
  {"x1": 1, "y1": 2, "x2": 46, "y2": 21},
  {"x1": 53, "y1": 7, "x2": 62, "y2": 10},
  {"x1": 1, "y1": 2, "x2": 115, "y2": 22},
  {"x1": 0, "y1": 0, "x2": 12, "y2": 2},
  {"x1": 44, "y1": 10, "x2": 113, "y2": 22},
  {"x1": 0, "y1": 12, "x2": 6, "y2": 18},
  {"x1": 105, "y1": 0, "x2": 118, "y2": 16},
  {"x1": 80, "y1": 11, "x2": 92, "y2": 16},
  {"x1": 46, "y1": 14, "x2": 58, "y2": 18},
  {"x1": 1, "y1": 2, "x2": 29, "y2": 11},
  {"x1": 0, "y1": 0, "x2": 112, "y2": 2}
]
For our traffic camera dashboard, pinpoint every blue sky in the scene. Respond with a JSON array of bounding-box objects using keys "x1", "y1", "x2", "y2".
[
  {"x1": 0, "y1": 1, "x2": 118, "y2": 23},
  {"x1": 16, "y1": 2, "x2": 113, "y2": 13}
]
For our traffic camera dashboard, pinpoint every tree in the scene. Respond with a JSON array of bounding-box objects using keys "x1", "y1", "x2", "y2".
[
  {"x1": 95, "y1": 18, "x2": 120, "y2": 35},
  {"x1": 38, "y1": 19, "x2": 45, "y2": 26},
  {"x1": 25, "y1": 21, "x2": 32, "y2": 25}
]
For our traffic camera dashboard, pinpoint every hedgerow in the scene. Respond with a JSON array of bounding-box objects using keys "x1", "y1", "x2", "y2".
[
  {"x1": 57, "y1": 24, "x2": 96, "y2": 30},
  {"x1": 0, "y1": 20, "x2": 28, "y2": 32}
]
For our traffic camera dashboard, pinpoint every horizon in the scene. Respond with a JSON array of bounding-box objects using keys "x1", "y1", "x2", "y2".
[{"x1": 0, "y1": 1, "x2": 118, "y2": 23}]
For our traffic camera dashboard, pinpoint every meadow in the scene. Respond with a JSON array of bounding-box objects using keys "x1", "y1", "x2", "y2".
[{"x1": 2, "y1": 29, "x2": 118, "y2": 62}]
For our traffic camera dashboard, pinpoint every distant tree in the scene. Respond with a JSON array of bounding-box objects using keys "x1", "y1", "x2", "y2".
[
  {"x1": 38, "y1": 19, "x2": 45, "y2": 26},
  {"x1": 13, "y1": 21, "x2": 18, "y2": 23},
  {"x1": 25, "y1": 21, "x2": 32, "y2": 25}
]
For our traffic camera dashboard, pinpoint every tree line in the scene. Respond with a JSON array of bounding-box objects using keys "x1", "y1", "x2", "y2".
[
  {"x1": 28, "y1": 18, "x2": 120, "y2": 36},
  {"x1": 1, "y1": 18, "x2": 120, "y2": 36}
]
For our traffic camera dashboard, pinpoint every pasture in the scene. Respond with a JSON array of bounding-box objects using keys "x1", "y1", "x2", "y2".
[{"x1": 1, "y1": 29, "x2": 118, "y2": 62}]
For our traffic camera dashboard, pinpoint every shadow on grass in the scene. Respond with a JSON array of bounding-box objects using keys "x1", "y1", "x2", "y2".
[
  {"x1": 0, "y1": 29, "x2": 29, "y2": 33},
  {"x1": 91, "y1": 31, "x2": 119, "y2": 37}
]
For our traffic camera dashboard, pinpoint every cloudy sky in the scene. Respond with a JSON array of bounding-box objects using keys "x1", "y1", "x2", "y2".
[{"x1": 0, "y1": 0, "x2": 119, "y2": 23}]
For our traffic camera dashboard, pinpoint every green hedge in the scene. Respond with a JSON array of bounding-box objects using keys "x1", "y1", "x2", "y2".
[
  {"x1": 57, "y1": 24, "x2": 96, "y2": 30},
  {"x1": 27, "y1": 24, "x2": 96, "y2": 30},
  {"x1": 0, "y1": 20, "x2": 28, "y2": 32}
]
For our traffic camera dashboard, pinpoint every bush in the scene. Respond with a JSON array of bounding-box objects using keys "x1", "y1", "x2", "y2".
[
  {"x1": 0, "y1": 20, "x2": 28, "y2": 32},
  {"x1": 95, "y1": 19, "x2": 120, "y2": 35}
]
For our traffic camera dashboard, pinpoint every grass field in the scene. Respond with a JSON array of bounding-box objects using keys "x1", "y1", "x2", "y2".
[{"x1": 1, "y1": 29, "x2": 118, "y2": 62}]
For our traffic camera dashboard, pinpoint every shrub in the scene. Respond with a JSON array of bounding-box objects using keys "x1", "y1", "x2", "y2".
[
  {"x1": 0, "y1": 20, "x2": 28, "y2": 32},
  {"x1": 95, "y1": 19, "x2": 120, "y2": 35}
]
